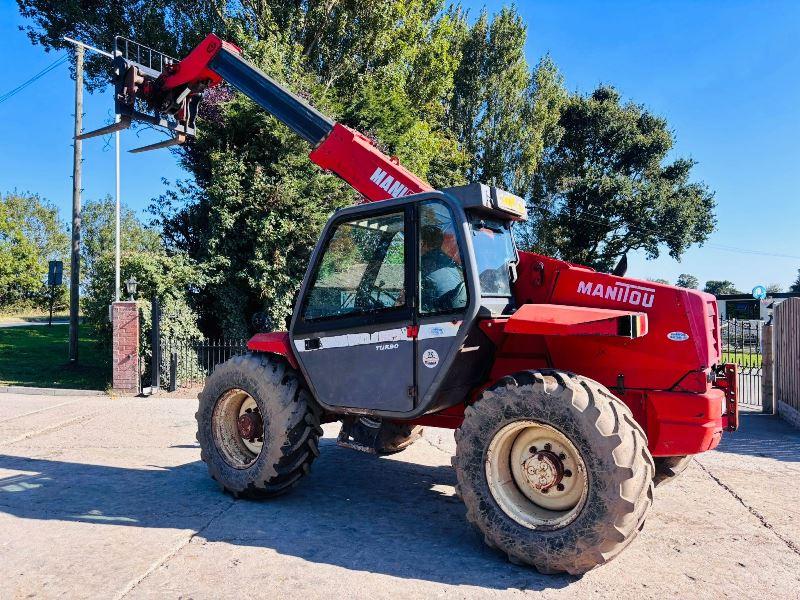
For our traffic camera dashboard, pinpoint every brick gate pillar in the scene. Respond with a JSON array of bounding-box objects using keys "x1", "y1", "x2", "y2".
[{"x1": 112, "y1": 301, "x2": 140, "y2": 394}]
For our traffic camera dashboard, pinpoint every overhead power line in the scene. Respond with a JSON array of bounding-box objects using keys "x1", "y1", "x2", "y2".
[
  {"x1": 0, "y1": 54, "x2": 69, "y2": 106},
  {"x1": 704, "y1": 244, "x2": 800, "y2": 261},
  {"x1": 530, "y1": 202, "x2": 800, "y2": 261}
]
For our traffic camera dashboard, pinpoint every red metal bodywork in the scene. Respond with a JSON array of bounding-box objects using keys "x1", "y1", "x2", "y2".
[
  {"x1": 152, "y1": 34, "x2": 736, "y2": 458},
  {"x1": 504, "y1": 303, "x2": 648, "y2": 337},
  {"x1": 449, "y1": 251, "x2": 733, "y2": 455},
  {"x1": 247, "y1": 332, "x2": 298, "y2": 370},
  {"x1": 156, "y1": 35, "x2": 431, "y2": 205},
  {"x1": 158, "y1": 34, "x2": 241, "y2": 90},
  {"x1": 309, "y1": 123, "x2": 432, "y2": 202}
]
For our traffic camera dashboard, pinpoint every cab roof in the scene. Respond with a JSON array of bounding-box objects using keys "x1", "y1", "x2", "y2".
[{"x1": 442, "y1": 183, "x2": 527, "y2": 222}]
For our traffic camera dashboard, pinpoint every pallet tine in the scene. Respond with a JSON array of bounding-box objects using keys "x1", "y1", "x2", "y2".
[
  {"x1": 76, "y1": 116, "x2": 131, "y2": 140},
  {"x1": 129, "y1": 133, "x2": 186, "y2": 153}
]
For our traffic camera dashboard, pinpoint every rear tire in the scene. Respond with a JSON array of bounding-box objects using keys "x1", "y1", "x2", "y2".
[
  {"x1": 653, "y1": 456, "x2": 692, "y2": 487},
  {"x1": 196, "y1": 353, "x2": 322, "y2": 498},
  {"x1": 453, "y1": 370, "x2": 654, "y2": 575}
]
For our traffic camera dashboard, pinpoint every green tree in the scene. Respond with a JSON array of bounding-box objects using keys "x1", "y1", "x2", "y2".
[
  {"x1": 766, "y1": 283, "x2": 783, "y2": 294},
  {"x1": 24, "y1": 3, "x2": 719, "y2": 335},
  {"x1": 790, "y1": 269, "x2": 800, "y2": 293},
  {"x1": 703, "y1": 280, "x2": 740, "y2": 296},
  {"x1": 142, "y1": 3, "x2": 561, "y2": 337},
  {"x1": 525, "y1": 86, "x2": 716, "y2": 271},
  {"x1": 676, "y1": 273, "x2": 699, "y2": 289},
  {"x1": 17, "y1": 2, "x2": 568, "y2": 336},
  {"x1": 0, "y1": 192, "x2": 68, "y2": 309},
  {"x1": 648, "y1": 278, "x2": 670, "y2": 285},
  {"x1": 448, "y1": 10, "x2": 565, "y2": 193},
  {"x1": 81, "y1": 198, "x2": 201, "y2": 358}
]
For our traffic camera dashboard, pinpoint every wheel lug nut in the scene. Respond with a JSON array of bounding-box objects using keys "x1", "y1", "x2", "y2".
[
  {"x1": 541, "y1": 487, "x2": 549, "y2": 494},
  {"x1": 564, "y1": 469, "x2": 572, "y2": 477},
  {"x1": 556, "y1": 483, "x2": 565, "y2": 491},
  {"x1": 544, "y1": 443, "x2": 551, "y2": 451},
  {"x1": 529, "y1": 446, "x2": 537, "y2": 454},
  {"x1": 559, "y1": 452, "x2": 566, "y2": 460}
]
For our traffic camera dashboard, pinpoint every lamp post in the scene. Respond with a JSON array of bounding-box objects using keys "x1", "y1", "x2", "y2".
[{"x1": 125, "y1": 276, "x2": 138, "y2": 301}]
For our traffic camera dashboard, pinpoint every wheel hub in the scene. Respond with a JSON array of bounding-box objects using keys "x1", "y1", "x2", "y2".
[
  {"x1": 523, "y1": 450, "x2": 564, "y2": 492},
  {"x1": 485, "y1": 420, "x2": 588, "y2": 530},
  {"x1": 211, "y1": 389, "x2": 264, "y2": 469},
  {"x1": 237, "y1": 411, "x2": 263, "y2": 441}
]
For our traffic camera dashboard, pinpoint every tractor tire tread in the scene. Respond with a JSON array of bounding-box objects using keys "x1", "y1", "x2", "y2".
[
  {"x1": 196, "y1": 353, "x2": 321, "y2": 499},
  {"x1": 453, "y1": 369, "x2": 654, "y2": 575}
]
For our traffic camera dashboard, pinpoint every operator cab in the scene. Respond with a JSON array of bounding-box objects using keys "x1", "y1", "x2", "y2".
[
  {"x1": 289, "y1": 183, "x2": 526, "y2": 418},
  {"x1": 445, "y1": 183, "x2": 526, "y2": 316}
]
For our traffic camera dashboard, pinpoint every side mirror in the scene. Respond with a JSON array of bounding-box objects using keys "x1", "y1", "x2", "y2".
[{"x1": 509, "y1": 262, "x2": 518, "y2": 283}]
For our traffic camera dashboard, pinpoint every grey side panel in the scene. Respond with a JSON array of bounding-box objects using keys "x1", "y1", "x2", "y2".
[
  {"x1": 295, "y1": 338, "x2": 413, "y2": 412},
  {"x1": 417, "y1": 335, "x2": 460, "y2": 404},
  {"x1": 423, "y1": 323, "x2": 496, "y2": 414}
]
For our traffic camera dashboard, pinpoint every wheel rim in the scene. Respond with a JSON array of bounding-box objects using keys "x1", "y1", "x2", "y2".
[
  {"x1": 486, "y1": 420, "x2": 588, "y2": 530},
  {"x1": 212, "y1": 389, "x2": 264, "y2": 469}
]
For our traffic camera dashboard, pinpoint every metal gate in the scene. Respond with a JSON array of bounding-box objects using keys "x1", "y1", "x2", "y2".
[
  {"x1": 150, "y1": 336, "x2": 248, "y2": 390},
  {"x1": 720, "y1": 319, "x2": 763, "y2": 409}
]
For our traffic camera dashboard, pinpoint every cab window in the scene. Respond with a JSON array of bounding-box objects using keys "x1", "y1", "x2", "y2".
[
  {"x1": 303, "y1": 211, "x2": 406, "y2": 321},
  {"x1": 470, "y1": 217, "x2": 516, "y2": 297},
  {"x1": 419, "y1": 201, "x2": 467, "y2": 315}
]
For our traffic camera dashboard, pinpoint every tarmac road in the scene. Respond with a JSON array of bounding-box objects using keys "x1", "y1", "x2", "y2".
[{"x1": 0, "y1": 393, "x2": 799, "y2": 599}]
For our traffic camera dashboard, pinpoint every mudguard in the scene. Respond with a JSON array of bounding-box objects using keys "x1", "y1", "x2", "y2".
[{"x1": 247, "y1": 332, "x2": 298, "y2": 369}]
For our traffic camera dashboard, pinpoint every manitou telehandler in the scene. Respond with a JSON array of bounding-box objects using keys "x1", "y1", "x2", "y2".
[{"x1": 81, "y1": 34, "x2": 738, "y2": 575}]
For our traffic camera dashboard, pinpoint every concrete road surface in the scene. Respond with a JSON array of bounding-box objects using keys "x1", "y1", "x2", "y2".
[{"x1": 0, "y1": 393, "x2": 799, "y2": 599}]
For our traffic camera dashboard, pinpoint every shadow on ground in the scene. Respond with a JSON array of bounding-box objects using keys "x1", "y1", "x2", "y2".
[
  {"x1": 0, "y1": 439, "x2": 571, "y2": 591},
  {"x1": 714, "y1": 413, "x2": 800, "y2": 463}
]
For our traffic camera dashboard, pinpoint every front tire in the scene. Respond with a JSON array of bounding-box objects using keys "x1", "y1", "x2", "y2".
[
  {"x1": 453, "y1": 370, "x2": 654, "y2": 575},
  {"x1": 196, "y1": 353, "x2": 322, "y2": 498}
]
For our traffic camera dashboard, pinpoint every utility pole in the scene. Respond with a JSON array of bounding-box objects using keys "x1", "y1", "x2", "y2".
[
  {"x1": 63, "y1": 36, "x2": 113, "y2": 361},
  {"x1": 115, "y1": 126, "x2": 121, "y2": 301},
  {"x1": 68, "y1": 44, "x2": 84, "y2": 363}
]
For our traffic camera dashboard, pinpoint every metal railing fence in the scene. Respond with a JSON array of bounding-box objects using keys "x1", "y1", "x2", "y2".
[
  {"x1": 158, "y1": 337, "x2": 248, "y2": 389},
  {"x1": 720, "y1": 319, "x2": 763, "y2": 408}
]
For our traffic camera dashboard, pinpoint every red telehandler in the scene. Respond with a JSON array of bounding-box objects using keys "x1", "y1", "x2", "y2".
[{"x1": 81, "y1": 34, "x2": 738, "y2": 575}]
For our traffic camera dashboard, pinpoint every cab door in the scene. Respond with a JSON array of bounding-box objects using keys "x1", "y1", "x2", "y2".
[{"x1": 291, "y1": 206, "x2": 415, "y2": 412}]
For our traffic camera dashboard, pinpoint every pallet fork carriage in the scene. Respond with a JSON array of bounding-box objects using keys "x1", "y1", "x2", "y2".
[{"x1": 82, "y1": 32, "x2": 738, "y2": 575}]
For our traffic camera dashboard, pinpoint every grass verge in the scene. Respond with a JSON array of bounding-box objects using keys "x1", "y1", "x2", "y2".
[
  {"x1": 0, "y1": 309, "x2": 70, "y2": 323},
  {"x1": 721, "y1": 351, "x2": 762, "y2": 368},
  {"x1": 0, "y1": 325, "x2": 110, "y2": 390}
]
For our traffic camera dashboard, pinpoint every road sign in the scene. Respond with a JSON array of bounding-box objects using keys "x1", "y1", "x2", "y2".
[
  {"x1": 752, "y1": 285, "x2": 767, "y2": 300},
  {"x1": 48, "y1": 260, "x2": 63, "y2": 287}
]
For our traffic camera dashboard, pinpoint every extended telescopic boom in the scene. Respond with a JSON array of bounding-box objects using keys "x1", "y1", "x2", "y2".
[{"x1": 80, "y1": 34, "x2": 431, "y2": 203}]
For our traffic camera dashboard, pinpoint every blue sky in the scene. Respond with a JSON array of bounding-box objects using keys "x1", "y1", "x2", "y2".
[{"x1": 1, "y1": 1, "x2": 798, "y2": 290}]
